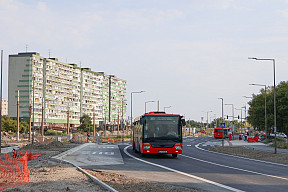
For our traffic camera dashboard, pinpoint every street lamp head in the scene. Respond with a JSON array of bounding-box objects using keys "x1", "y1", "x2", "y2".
[{"x1": 248, "y1": 57, "x2": 257, "y2": 60}]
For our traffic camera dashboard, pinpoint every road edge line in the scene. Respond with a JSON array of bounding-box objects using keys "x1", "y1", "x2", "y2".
[
  {"x1": 195, "y1": 142, "x2": 288, "y2": 167},
  {"x1": 123, "y1": 145, "x2": 244, "y2": 192}
]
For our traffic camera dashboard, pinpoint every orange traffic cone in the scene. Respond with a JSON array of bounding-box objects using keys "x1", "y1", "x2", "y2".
[{"x1": 108, "y1": 139, "x2": 110, "y2": 144}]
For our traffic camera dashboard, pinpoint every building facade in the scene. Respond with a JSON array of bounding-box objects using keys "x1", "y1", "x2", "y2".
[
  {"x1": 8, "y1": 52, "x2": 127, "y2": 128},
  {"x1": 1, "y1": 99, "x2": 8, "y2": 116}
]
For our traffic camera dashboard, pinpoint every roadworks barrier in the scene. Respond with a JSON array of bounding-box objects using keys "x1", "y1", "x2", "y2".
[
  {"x1": 248, "y1": 135, "x2": 259, "y2": 143},
  {"x1": 0, "y1": 151, "x2": 41, "y2": 191}
]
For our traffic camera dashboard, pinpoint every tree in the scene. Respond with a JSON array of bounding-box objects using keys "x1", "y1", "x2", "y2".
[
  {"x1": 79, "y1": 114, "x2": 92, "y2": 132},
  {"x1": 1, "y1": 115, "x2": 28, "y2": 133},
  {"x1": 247, "y1": 81, "x2": 288, "y2": 135}
]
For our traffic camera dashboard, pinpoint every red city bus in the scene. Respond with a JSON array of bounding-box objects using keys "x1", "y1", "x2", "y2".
[
  {"x1": 214, "y1": 127, "x2": 230, "y2": 139},
  {"x1": 133, "y1": 112, "x2": 186, "y2": 158}
]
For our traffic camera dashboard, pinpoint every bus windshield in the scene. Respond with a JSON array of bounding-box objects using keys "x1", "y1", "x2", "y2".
[{"x1": 143, "y1": 116, "x2": 181, "y2": 141}]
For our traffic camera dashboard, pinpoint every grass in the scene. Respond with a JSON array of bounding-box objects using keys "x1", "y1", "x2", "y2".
[{"x1": 263, "y1": 137, "x2": 288, "y2": 149}]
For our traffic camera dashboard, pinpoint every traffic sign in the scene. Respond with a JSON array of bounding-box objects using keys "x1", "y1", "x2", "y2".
[{"x1": 220, "y1": 123, "x2": 225, "y2": 128}]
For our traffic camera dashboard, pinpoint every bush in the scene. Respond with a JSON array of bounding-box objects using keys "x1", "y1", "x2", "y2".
[{"x1": 45, "y1": 129, "x2": 63, "y2": 136}]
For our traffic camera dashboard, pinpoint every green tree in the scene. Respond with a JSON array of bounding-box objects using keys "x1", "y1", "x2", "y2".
[
  {"x1": 247, "y1": 81, "x2": 288, "y2": 135},
  {"x1": 1, "y1": 115, "x2": 29, "y2": 133},
  {"x1": 79, "y1": 114, "x2": 92, "y2": 132}
]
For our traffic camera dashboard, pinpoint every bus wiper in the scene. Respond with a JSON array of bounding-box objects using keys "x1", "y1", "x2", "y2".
[
  {"x1": 145, "y1": 137, "x2": 156, "y2": 141},
  {"x1": 156, "y1": 136, "x2": 172, "y2": 140}
]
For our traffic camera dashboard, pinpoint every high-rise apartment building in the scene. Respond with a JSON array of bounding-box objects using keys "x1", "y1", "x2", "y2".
[
  {"x1": 8, "y1": 52, "x2": 126, "y2": 128},
  {"x1": 1, "y1": 99, "x2": 8, "y2": 116}
]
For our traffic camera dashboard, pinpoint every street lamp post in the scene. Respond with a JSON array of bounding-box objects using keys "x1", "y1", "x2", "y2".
[
  {"x1": 202, "y1": 111, "x2": 212, "y2": 129},
  {"x1": 218, "y1": 98, "x2": 224, "y2": 147},
  {"x1": 249, "y1": 57, "x2": 277, "y2": 154},
  {"x1": 131, "y1": 91, "x2": 144, "y2": 144},
  {"x1": 164, "y1": 106, "x2": 172, "y2": 112},
  {"x1": 145, "y1": 101, "x2": 155, "y2": 113},
  {"x1": 250, "y1": 83, "x2": 267, "y2": 136}
]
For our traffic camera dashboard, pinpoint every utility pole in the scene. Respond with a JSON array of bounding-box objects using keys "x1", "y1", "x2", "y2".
[
  {"x1": 29, "y1": 105, "x2": 32, "y2": 142},
  {"x1": 104, "y1": 113, "x2": 106, "y2": 137},
  {"x1": 32, "y1": 76, "x2": 35, "y2": 144},
  {"x1": 17, "y1": 90, "x2": 19, "y2": 141},
  {"x1": 0, "y1": 50, "x2": 3, "y2": 153},
  {"x1": 157, "y1": 100, "x2": 159, "y2": 111},
  {"x1": 41, "y1": 96, "x2": 44, "y2": 142},
  {"x1": 121, "y1": 100, "x2": 124, "y2": 143},
  {"x1": 117, "y1": 108, "x2": 119, "y2": 137},
  {"x1": 67, "y1": 107, "x2": 70, "y2": 135},
  {"x1": 93, "y1": 107, "x2": 95, "y2": 137}
]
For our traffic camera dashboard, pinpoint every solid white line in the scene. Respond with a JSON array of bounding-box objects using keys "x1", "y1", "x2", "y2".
[
  {"x1": 123, "y1": 145, "x2": 244, "y2": 192},
  {"x1": 180, "y1": 154, "x2": 288, "y2": 181},
  {"x1": 195, "y1": 142, "x2": 288, "y2": 167}
]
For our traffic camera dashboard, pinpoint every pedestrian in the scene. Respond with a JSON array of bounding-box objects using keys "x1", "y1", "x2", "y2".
[
  {"x1": 87, "y1": 132, "x2": 90, "y2": 143},
  {"x1": 244, "y1": 132, "x2": 248, "y2": 141},
  {"x1": 13, "y1": 148, "x2": 17, "y2": 158}
]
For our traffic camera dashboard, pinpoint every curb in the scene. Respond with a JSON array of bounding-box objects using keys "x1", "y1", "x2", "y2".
[{"x1": 52, "y1": 143, "x2": 118, "y2": 192}]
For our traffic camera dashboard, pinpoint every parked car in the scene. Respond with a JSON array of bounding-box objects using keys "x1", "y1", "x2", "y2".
[{"x1": 272, "y1": 132, "x2": 287, "y2": 138}]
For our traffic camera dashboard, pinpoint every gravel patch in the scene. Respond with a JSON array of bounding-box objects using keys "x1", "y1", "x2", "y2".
[
  {"x1": 85, "y1": 169, "x2": 204, "y2": 192},
  {"x1": 210, "y1": 146, "x2": 288, "y2": 165}
]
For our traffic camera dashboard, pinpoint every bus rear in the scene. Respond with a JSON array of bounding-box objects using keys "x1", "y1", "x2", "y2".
[
  {"x1": 133, "y1": 112, "x2": 185, "y2": 158},
  {"x1": 214, "y1": 127, "x2": 229, "y2": 138}
]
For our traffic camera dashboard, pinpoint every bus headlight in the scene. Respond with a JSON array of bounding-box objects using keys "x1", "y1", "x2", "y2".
[
  {"x1": 175, "y1": 146, "x2": 182, "y2": 149},
  {"x1": 143, "y1": 146, "x2": 150, "y2": 149}
]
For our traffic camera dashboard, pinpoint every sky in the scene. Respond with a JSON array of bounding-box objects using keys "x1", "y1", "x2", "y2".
[{"x1": 1, "y1": 0, "x2": 288, "y2": 123}]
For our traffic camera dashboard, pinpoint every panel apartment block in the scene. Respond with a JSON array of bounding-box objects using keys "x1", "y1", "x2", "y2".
[{"x1": 8, "y1": 52, "x2": 127, "y2": 128}]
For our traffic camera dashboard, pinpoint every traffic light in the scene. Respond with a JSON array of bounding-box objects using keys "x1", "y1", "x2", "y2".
[
  {"x1": 227, "y1": 115, "x2": 228, "y2": 119},
  {"x1": 238, "y1": 115, "x2": 240, "y2": 119}
]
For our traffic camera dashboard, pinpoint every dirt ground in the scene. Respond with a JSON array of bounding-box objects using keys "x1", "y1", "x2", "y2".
[
  {"x1": 2, "y1": 141, "x2": 202, "y2": 192},
  {"x1": 2, "y1": 139, "x2": 287, "y2": 192},
  {"x1": 209, "y1": 146, "x2": 288, "y2": 165},
  {"x1": 85, "y1": 169, "x2": 201, "y2": 192}
]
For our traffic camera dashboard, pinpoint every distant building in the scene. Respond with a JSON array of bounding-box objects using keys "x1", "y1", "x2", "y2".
[
  {"x1": 1, "y1": 99, "x2": 8, "y2": 116},
  {"x1": 8, "y1": 52, "x2": 126, "y2": 128}
]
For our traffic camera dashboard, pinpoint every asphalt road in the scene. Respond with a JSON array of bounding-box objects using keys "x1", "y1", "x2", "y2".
[{"x1": 56, "y1": 137, "x2": 288, "y2": 192}]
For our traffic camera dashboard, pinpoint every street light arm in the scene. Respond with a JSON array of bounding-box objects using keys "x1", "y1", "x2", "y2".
[{"x1": 249, "y1": 83, "x2": 266, "y2": 87}]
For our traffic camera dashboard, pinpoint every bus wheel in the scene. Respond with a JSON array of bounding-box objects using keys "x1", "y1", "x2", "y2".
[{"x1": 172, "y1": 154, "x2": 177, "y2": 158}]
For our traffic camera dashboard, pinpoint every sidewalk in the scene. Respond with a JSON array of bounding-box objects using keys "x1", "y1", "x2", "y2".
[{"x1": 227, "y1": 139, "x2": 288, "y2": 154}]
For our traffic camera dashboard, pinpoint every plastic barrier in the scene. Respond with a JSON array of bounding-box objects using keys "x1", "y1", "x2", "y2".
[
  {"x1": 248, "y1": 135, "x2": 259, "y2": 143},
  {"x1": 0, "y1": 151, "x2": 41, "y2": 191}
]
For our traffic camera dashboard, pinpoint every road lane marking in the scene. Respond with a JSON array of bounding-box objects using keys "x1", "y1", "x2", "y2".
[
  {"x1": 195, "y1": 142, "x2": 288, "y2": 167},
  {"x1": 92, "y1": 152, "x2": 97, "y2": 154},
  {"x1": 123, "y1": 145, "x2": 244, "y2": 192},
  {"x1": 180, "y1": 153, "x2": 288, "y2": 181}
]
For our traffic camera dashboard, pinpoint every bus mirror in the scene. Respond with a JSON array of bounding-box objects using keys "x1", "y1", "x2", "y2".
[
  {"x1": 140, "y1": 118, "x2": 144, "y2": 124},
  {"x1": 181, "y1": 119, "x2": 186, "y2": 126}
]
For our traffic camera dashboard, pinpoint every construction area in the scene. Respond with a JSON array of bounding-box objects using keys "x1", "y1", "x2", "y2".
[
  {"x1": 1, "y1": 131, "x2": 288, "y2": 192},
  {"x1": 0, "y1": 132, "x2": 202, "y2": 192}
]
